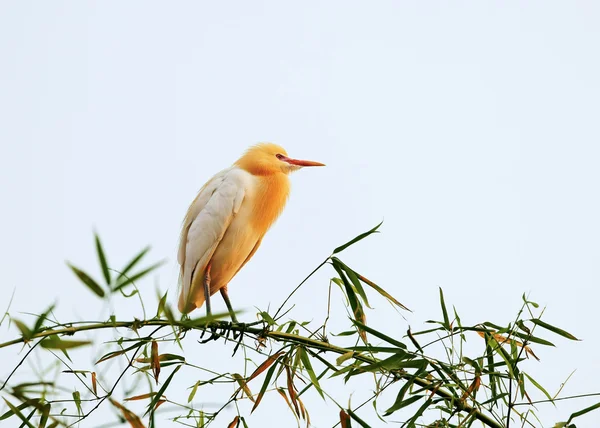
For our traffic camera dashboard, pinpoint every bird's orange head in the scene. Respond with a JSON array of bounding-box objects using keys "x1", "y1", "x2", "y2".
[{"x1": 235, "y1": 143, "x2": 325, "y2": 176}]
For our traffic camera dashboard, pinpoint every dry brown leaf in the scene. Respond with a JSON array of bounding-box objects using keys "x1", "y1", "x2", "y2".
[
  {"x1": 297, "y1": 396, "x2": 310, "y2": 427},
  {"x1": 276, "y1": 388, "x2": 299, "y2": 420},
  {"x1": 109, "y1": 399, "x2": 146, "y2": 428},
  {"x1": 227, "y1": 416, "x2": 240, "y2": 428},
  {"x1": 297, "y1": 395, "x2": 306, "y2": 420},
  {"x1": 460, "y1": 375, "x2": 481, "y2": 401},
  {"x1": 286, "y1": 366, "x2": 300, "y2": 417},
  {"x1": 96, "y1": 349, "x2": 126, "y2": 364},
  {"x1": 125, "y1": 393, "x2": 161, "y2": 401},
  {"x1": 151, "y1": 340, "x2": 160, "y2": 385},
  {"x1": 91, "y1": 372, "x2": 97, "y2": 395},
  {"x1": 355, "y1": 310, "x2": 367, "y2": 343},
  {"x1": 340, "y1": 409, "x2": 351, "y2": 428},
  {"x1": 232, "y1": 373, "x2": 255, "y2": 403},
  {"x1": 477, "y1": 331, "x2": 540, "y2": 361},
  {"x1": 247, "y1": 351, "x2": 284, "y2": 382}
]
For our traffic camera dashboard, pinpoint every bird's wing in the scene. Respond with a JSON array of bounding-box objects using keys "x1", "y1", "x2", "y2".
[{"x1": 178, "y1": 167, "x2": 247, "y2": 312}]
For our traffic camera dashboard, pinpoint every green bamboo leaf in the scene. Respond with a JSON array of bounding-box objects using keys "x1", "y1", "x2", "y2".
[
  {"x1": 135, "y1": 353, "x2": 185, "y2": 364},
  {"x1": 299, "y1": 347, "x2": 324, "y2": 399},
  {"x1": 332, "y1": 330, "x2": 357, "y2": 337},
  {"x1": 95, "y1": 233, "x2": 111, "y2": 285},
  {"x1": 482, "y1": 321, "x2": 505, "y2": 331},
  {"x1": 0, "y1": 399, "x2": 39, "y2": 421},
  {"x1": 484, "y1": 340, "x2": 498, "y2": 401},
  {"x1": 336, "y1": 351, "x2": 355, "y2": 366},
  {"x1": 517, "y1": 320, "x2": 531, "y2": 334},
  {"x1": 357, "y1": 272, "x2": 410, "y2": 311},
  {"x1": 486, "y1": 334, "x2": 518, "y2": 379},
  {"x1": 116, "y1": 246, "x2": 150, "y2": 282},
  {"x1": 251, "y1": 357, "x2": 279, "y2": 413},
  {"x1": 118, "y1": 287, "x2": 138, "y2": 298},
  {"x1": 1, "y1": 399, "x2": 36, "y2": 428},
  {"x1": 439, "y1": 287, "x2": 450, "y2": 330},
  {"x1": 96, "y1": 341, "x2": 145, "y2": 364},
  {"x1": 407, "y1": 328, "x2": 423, "y2": 353},
  {"x1": 333, "y1": 263, "x2": 367, "y2": 341},
  {"x1": 39, "y1": 403, "x2": 50, "y2": 428},
  {"x1": 345, "y1": 267, "x2": 371, "y2": 308},
  {"x1": 348, "y1": 346, "x2": 400, "y2": 353},
  {"x1": 258, "y1": 311, "x2": 276, "y2": 326},
  {"x1": 33, "y1": 304, "x2": 55, "y2": 335},
  {"x1": 531, "y1": 319, "x2": 579, "y2": 341},
  {"x1": 462, "y1": 356, "x2": 481, "y2": 373},
  {"x1": 522, "y1": 293, "x2": 539, "y2": 308},
  {"x1": 113, "y1": 261, "x2": 166, "y2": 292},
  {"x1": 41, "y1": 335, "x2": 91, "y2": 350},
  {"x1": 523, "y1": 373, "x2": 554, "y2": 404},
  {"x1": 347, "y1": 409, "x2": 371, "y2": 428},
  {"x1": 331, "y1": 258, "x2": 371, "y2": 309},
  {"x1": 73, "y1": 391, "x2": 82, "y2": 416},
  {"x1": 67, "y1": 263, "x2": 105, "y2": 298},
  {"x1": 12, "y1": 319, "x2": 32, "y2": 340},
  {"x1": 331, "y1": 258, "x2": 410, "y2": 311},
  {"x1": 333, "y1": 221, "x2": 382, "y2": 254},
  {"x1": 156, "y1": 290, "x2": 168, "y2": 318},
  {"x1": 350, "y1": 319, "x2": 406, "y2": 349},
  {"x1": 410, "y1": 326, "x2": 444, "y2": 336},
  {"x1": 518, "y1": 372, "x2": 527, "y2": 399},
  {"x1": 159, "y1": 353, "x2": 185, "y2": 362},
  {"x1": 428, "y1": 362, "x2": 458, "y2": 397},
  {"x1": 511, "y1": 331, "x2": 555, "y2": 347},
  {"x1": 188, "y1": 381, "x2": 200, "y2": 403},
  {"x1": 406, "y1": 398, "x2": 432, "y2": 428},
  {"x1": 329, "y1": 361, "x2": 362, "y2": 379},
  {"x1": 566, "y1": 401, "x2": 600, "y2": 424},
  {"x1": 385, "y1": 395, "x2": 423, "y2": 416},
  {"x1": 356, "y1": 355, "x2": 426, "y2": 375},
  {"x1": 384, "y1": 360, "x2": 428, "y2": 416},
  {"x1": 135, "y1": 360, "x2": 182, "y2": 373},
  {"x1": 145, "y1": 364, "x2": 181, "y2": 416}
]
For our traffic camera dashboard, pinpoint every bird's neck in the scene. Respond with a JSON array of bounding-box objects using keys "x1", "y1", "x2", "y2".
[{"x1": 250, "y1": 173, "x2": 290, "y2": 233}]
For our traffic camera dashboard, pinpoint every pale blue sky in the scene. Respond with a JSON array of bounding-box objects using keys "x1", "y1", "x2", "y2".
[{"x1": 1, "y1": 2, "x2": 599, "y2": 427}]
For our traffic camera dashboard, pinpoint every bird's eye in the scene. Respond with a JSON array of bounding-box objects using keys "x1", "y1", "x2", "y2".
[{"x1": 276, "y1": 153, "x2": 284, "y2": 160}]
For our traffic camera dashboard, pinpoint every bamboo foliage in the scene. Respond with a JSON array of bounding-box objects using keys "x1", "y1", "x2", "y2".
[{"x1": 0, "y1": 224, "x2": 596, "y2": 428}]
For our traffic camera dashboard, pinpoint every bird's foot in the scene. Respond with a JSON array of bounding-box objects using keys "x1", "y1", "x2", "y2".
[
  {"x1": 219, "y1": 321, "x2": 245, "y2": 341},
  {"x1": 198, "y1": 319, "x2": 220, "y2": 343},
  {"x1": 232, "y1": 321, "x2": 248, "y2": 341},
  {"x1": 231, "y1": 322, "x2": 248, "y2": 356}
]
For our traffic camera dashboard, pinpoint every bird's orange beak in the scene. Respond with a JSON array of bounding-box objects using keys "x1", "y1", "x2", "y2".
[{"x1": 280, "y1": 155, "x2": 325, "y2": 167}]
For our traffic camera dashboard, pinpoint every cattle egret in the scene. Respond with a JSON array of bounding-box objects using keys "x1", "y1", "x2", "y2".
[{"x1": 178, "y1": 143, "x2": 325, "y2": 321}]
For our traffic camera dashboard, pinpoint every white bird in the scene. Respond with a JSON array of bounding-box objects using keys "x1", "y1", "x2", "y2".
[{"x1": 178, "y1": 143, "x2": 325, "y2": 321}]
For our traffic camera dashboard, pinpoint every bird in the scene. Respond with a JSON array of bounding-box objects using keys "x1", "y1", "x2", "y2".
[{"x1": 177, "y1": 143, "x2": 325, "y2": 322}]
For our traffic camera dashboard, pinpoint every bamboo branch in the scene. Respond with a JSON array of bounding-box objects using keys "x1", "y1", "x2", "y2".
[{"x1": 0, "y1": 319, "x2": 503, "y2": 428}]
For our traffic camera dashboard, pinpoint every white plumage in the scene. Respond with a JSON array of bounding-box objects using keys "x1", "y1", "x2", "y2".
[{"x1": 178, "y1": 167, "x2": 253, "y2": 312}]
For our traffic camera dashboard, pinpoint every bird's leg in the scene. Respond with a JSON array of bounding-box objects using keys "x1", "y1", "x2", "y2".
[
  {"x1": 220, "y1": 285, "x2": 238, "y2": 324},
  {"x1": 204, "y1": 264, "x2": 212, "y2": 319},
  {"x1": 203, "y1": 264, "x2": 221, "y2": 340}
]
